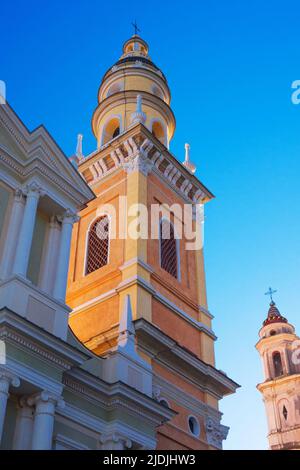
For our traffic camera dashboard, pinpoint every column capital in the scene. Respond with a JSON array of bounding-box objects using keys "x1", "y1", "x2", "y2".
[
  {"x1": 58, "y1": 209, "x2": 80, "y2": 225},
  {"x1": 18, "y1": 395, "x2": 34, "y2": 409},
  {"x1": 27, "y1": 391, "x2": 65, "y2": 409},
  {"x1": 0, "y1": 370, "x2": 20, "y2": 391},
  {"x1": 14, "y1": 187, "x2": 26, "y2": 202},
  {"x1": 24, "y1": 182, "x2": 45, "y2": 199},
  {"x1": 49, "y1": 215, "x2": 61, "y2": 230}
]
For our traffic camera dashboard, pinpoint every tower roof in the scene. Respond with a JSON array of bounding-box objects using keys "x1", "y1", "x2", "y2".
[
  {"x1": 101, "y1": 35, "x2": 168, "y2": 84},
  {"x1": 263, "y1": 301, "x2": 288, "y2": 327}
]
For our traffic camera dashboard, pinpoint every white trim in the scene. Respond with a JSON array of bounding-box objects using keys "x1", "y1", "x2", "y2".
[
  {"x1": 4, "y1": 359, "x2": 63, "y2": 396},
  {"x1": 58, "y1": 403, "x2": 157, "y2": 449},
  {"x1": 53, "y1": 433, "x2": 90, "y2": 450},
  {"x1": 70, "y1": 289, "x2": 117, "y2": 316}
]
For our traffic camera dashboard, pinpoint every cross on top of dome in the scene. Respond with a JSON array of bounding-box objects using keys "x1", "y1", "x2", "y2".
[{"x1": 263, "y1": 287, "x2": 288, "y2": 326}]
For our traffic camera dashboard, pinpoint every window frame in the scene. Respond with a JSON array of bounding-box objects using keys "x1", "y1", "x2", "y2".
[
  {"x1": 159, "y1": 217, "x2": 181, "y2": 281},
  {"x1": 84, "y1": 213, "x2": 111, "y2": 276}
]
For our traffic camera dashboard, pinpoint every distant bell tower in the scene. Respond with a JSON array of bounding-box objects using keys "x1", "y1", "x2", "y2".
[{"x1": 256, "y1": 292, "x2": 300, "y2": 450}]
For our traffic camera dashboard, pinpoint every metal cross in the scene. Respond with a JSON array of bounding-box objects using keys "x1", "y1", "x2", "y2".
[
  {"x1": 264, "y1": 287, "x2": 277, "y2": 302},
  {"x1": 132, "y1": 20, "x2": 140, "y2": 35}
]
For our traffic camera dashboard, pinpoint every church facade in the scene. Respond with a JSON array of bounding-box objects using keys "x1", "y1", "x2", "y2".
[
  {"x1": 0, "y1": 34, "x2": 238, "y2": 450},
  {"x1": 256, "y1": 299, "x2": 300, "y2": 450}
]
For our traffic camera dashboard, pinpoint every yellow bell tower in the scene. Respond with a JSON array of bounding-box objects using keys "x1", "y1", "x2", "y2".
[{"x1": 67, "y1": 34, "x2": 238, "y2": 450}]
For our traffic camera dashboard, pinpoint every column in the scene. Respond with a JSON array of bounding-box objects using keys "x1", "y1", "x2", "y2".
[
  {"x1": 38, "y1": 216, "x2": 61, "y2": 294},
  {"x1": 0, "y1": 371, "x2": 20, "y2": 444},
  {"x1": 13, "y1": 397, "x2": 34, "y2": 450},
  {"x1": 53, "y1": 210, "x2": 78, "y2": 302},
  {"x1": 263, "y1": 352, "x2": 271, "y2": 380},
  {"x1": 29, "y1": 391, "x2": 64, "y2": 450},
  {"x1": 100, "y1": 432, "x2": 132, "y2": 450},
  {"x1": 0, "y1": 188, "x2": 25, "y2": 280},
  {"x1": 283, "y1": 348, "x2": 290, "y2": 375},
  {"x1": 13, "y1": 182, "x2": 43, "y2": 277}
]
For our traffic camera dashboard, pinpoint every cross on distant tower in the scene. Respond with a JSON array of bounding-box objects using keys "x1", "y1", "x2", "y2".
[
  {"x1": 264, "y1": 287, "x2": 277, "y2": 303},
  {"x1": 132, "y1": 20, "x2": 140, "y2": 36}
]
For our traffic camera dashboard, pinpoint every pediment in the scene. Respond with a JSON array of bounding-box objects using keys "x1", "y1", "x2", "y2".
[
  {"x1": 0, "y1": 103, "x2": 94, "y2": 203},
  {"x1": 0, "y1": 116, "x2": 27, "y2": 161}
]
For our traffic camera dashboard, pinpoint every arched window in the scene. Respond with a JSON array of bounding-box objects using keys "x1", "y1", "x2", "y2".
[
  {"x1": 102, "y1": 118, "x2": 120, "y2": 146},
  {"x1": 160, "y1": 219, "x2": 178, "y2": 279},
  {"x1": 273, "y1": 352, "x2": 284, "y2": 377},
  {"x1": 152, "y1": 121, "x2": 166, "y2": 146},
  {"x1": 86, "y1": 216, "x2": 109, "y2": 275}
]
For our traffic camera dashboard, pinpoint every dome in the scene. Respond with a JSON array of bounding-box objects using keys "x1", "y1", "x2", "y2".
[
  {"x1": 263, "y1": 301, "x2": 288, "y2": 326},
  {"x1": 92, "y1": 35, "x2": 176, "y2": 149}
]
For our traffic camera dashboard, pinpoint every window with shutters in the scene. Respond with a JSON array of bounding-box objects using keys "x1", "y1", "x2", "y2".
[
  {"x1": 160, "y1": 218, "x2": 179, "y2": 279},
  {"x1": 85, "y1": 215, "x2": 109, "y2": 275}
]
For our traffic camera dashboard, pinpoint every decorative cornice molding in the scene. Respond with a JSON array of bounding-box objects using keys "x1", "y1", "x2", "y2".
[
  {"x1": 134, "y1": 318, "x2": 239, "y2": 398},
  {"x1": 0, "y1": 307, "x2": 89, "y2": 368},
  {"x1": 152, "y1": 375, "x2": 222, "y2": 421},
  {"x1": 205, "y1": 417, "x2": 229, "y2": 449},
  {"x1": 0, "y1": 103, "x2": 93, "y2": 205},
  {"x1": 79, "y1": 126, "x2": 213, "y2": 204},
  {"x1": 0, "y1": 145, "x2": 90, "y2": 206},
  {"x1": 63, "y1": 369, "x2": 175, "y2": 426}
]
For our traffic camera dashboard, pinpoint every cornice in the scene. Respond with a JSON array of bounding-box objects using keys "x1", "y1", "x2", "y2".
[
  {"x1": 63, "y1": 368, "x2": 176, "y2": 425},
  {"x1": 0, "y1": 144, "x2": 91, "y2": 207},
  {"x1": 92, "y1": 90, "x2": 176, "y2": 138},
  {"x1": 0, "y1": 307, "x2": 90, "y2": 369},
  {"x1": 0, "y1": 103, "x2": 94, "y2": 205},
  {"x1": 153, "y1": 373, "x2": 222, "y2": 421},
  {"x1": 79, "y1": 124, "x2": 213, "y2": 205},
  {"x1": 257, "y1": 373, "x2": 300, "y2": 392},
  {"x1": 134, "y1": 318, "x2": 239, "y2": 398},
  {"x1": 98, "y1": 68, "x2": 171, "y2": 104}
]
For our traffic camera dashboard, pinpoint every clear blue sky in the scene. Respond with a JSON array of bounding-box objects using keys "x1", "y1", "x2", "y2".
[{"x1": 2, "y1": 0, "x2": 300, "y2": 450}]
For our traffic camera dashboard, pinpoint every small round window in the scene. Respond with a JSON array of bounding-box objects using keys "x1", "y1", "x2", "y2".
[{"x1": 188, "y1": 416, "x2": 200, "y2": 437}]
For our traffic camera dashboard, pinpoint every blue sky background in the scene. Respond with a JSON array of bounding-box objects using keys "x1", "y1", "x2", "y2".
[{"x1": 2, "y1": 0, "x2": 300, "y2": 449}]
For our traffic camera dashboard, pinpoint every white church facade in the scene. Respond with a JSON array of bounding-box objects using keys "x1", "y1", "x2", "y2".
[{"x1": 0, "y1": 102, "x2": 175, "y2": 450}]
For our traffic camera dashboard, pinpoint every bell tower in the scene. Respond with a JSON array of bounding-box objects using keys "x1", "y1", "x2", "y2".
[
  {"x1": 256, "y1": 294, "x2": 300, "y2": 450},
  {"x1": 67, "y1": 34, "x2": 238, "y2": 450}
]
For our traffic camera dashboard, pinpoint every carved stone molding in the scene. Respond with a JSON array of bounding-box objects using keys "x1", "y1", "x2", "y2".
[
  {"x1": 205, "y1": 417, "x2": 229, "y2": 449},
  {"x1": 123, "y1": 152, "x2": 153, "y2": 176}
]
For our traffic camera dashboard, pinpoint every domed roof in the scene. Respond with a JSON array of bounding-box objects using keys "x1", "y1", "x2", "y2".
[
  {"x1": 101, "y1": 35, "x2": 168, "y2": 84},
  {"x1": 263, "y1": 301, "x2": 288, "y2": 326}
]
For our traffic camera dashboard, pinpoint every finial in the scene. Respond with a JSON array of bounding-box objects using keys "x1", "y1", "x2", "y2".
[
  {"x1": 132, "y1": 20, "x2": 140, "y2": 36},
  {"x1": 130, "y1": 94, "x2": 146, "y2": 125},
  {"x1": 182, "y1": 143, "x2": 196, "y2": 174},
  {"x1": 117, "y1": 295, "x2": 136, "y2": 352},
  {"x1": 264, "y1": 287, "x2": 277, "y2": 304},
  {"x1": 76, "y1": 133, "x2": 83, "y2": 159},
  {"x1": 69, "y1": 134, "x2": 84, "y2": 168}
]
